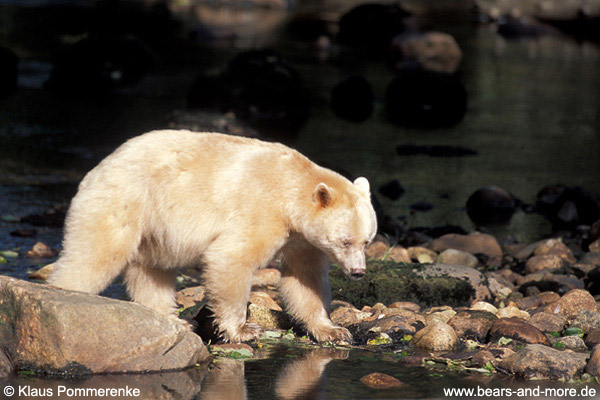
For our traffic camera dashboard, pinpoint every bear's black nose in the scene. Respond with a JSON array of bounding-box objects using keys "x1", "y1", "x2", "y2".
[{"x1": 350, "y1": 268, "x2": 365, "y2": 280}]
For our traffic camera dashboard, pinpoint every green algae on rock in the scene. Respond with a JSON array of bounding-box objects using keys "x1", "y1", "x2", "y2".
[{"x1": 330, "y1": 260, "x2": 475, "y2": 309}]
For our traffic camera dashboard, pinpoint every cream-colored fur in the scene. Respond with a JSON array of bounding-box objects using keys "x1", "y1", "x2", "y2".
[{"x1": 48, "y1": 130, "x2": 377, "y2": 343}]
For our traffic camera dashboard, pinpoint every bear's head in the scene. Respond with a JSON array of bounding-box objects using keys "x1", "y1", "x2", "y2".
[{"x1": 304, "y1": 176, "x2": 377, "y2": 280}]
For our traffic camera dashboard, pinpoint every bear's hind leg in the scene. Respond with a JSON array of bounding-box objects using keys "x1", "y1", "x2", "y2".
[
  {"x1": 123, "y1": 262, "x2": 184, "y2": 326},
  {"x1": 280, "y1": 241, "x2": 352, "y2": 343},
  {"x1": 48, "y1": 254, "x2": 126, "y2": 295}
]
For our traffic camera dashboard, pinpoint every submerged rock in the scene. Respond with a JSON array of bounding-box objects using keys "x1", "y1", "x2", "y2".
[
  {"x1": 338, "y1": 3, "x2": 411, "y2": 49},
  {"x1": 0, "y1": 276, "x2": 208, "y2": 375},
  {"x1": 497, "y1": 344, "x2": 589, "y2": 380},
  {"x1": 330, "y1": 76, "x2": 374, "y2": 122},
  {"x1": 388, "y1": 31, "x2": 462, "y2": 74},
  {"x1": 378, "y1": 179, "x2": 405, "y2": 201},
  {"x1": 360, "y1": 372, "x2": 404, "y2": 389},
  {"x1": 385, "y1": 69, "x2": 467, "y2": 128},
  {"x1": 45, "y1": 35, "x2": 155, "y2": 96},
  {"x1": 466, "y1": 186, "x2": 517, "y2": 226}
]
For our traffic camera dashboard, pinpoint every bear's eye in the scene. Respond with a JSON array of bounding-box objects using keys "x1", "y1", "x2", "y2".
[{"x1": 341, "y1": 240, "x2": 352, "y2": 248}]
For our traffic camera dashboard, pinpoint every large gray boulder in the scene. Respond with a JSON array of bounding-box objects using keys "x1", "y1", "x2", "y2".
[{"x1": 0, "y1": 276, "x2": 209, "y2": 375}]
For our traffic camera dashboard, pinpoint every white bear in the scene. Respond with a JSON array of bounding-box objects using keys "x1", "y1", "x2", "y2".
[{"x1": 49, "y1": 130, "x2": 377, "y2": 342}]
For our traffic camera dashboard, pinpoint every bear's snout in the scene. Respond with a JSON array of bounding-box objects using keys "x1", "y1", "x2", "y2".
[{"x1": 349, "y1": 267, "x2": 365, "y2": 280}]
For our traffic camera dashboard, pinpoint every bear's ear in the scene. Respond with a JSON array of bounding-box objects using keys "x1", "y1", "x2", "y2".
[
  {"x1": 313, "y1": 182, "x2": 332, "y2": 208},
  {"x1": 353, "y1": 177, "x2": 370, "y2": 197}
]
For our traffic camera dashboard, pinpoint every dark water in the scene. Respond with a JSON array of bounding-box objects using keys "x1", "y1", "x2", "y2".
[{"x1": 1, "y1": 0, "x2": 600, "y2": 398}]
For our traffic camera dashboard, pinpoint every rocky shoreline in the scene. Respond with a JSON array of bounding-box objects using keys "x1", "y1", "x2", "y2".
[{"x1": 0, "y1": 226, "x2": 598, "y2": 385}]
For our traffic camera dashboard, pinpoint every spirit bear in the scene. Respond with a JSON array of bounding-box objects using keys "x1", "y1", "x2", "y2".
[{"x1": 49, "y1": 130, "x2": 377, "y2": 343}]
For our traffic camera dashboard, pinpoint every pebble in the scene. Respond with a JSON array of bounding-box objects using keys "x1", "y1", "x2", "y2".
[
  {"x1": 411, "y1": 320, "x2": 460, "y2": 351},
  {"x1": 26, "y1": 242, "x2": 56, "y2": 258},
  {"x1": 28, "y1": 263, "x2": 56, "y2": 281},
  {"x1": 252, "y1": 268, "x2": 281, "y2": 287},
  {"x1": 249, "y1": 291, "x2": 282, "y2": 312},
  {"x1": 436, "y1": 249, "x2": 478, "y2": 269},
  {"x1": 428, "y1": 232, "x2": 503, "y2": 267},
  {"x1": 524, "y1": 255, "x2": 563, "y2": 274},
  {"x1": 470, "y1": 301, "x2": 498, "y2": 314},
  {"x1": 175, "y1": 286, "x2": 205, "y2": 309},
  {"x1": 496, "y1": 305, "x2": 530, "y2": 320},
  {"x1": 528, "y1": 312, "x2": 566, "y2": 333}
]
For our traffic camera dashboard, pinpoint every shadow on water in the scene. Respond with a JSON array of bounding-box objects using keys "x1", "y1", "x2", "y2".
[{"x1": 3, "y1": 345, "x2": 596, "y2": 399}]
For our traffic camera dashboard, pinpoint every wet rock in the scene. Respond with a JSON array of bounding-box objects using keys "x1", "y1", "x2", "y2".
[
  {"x1": 489, "y1": 318, "x2": 550, "y2": 345},
  {"x1": 28, "y1": 263, "x2": 56, "y2": 281},
  {"x1": 569, "y1": 310, "x2": 600, "y2": 334},
  {"x1": 45, "y1": 35, "x2": 155, "y2": 96},
  {"x1": 524, "y1": 255, "x2": 563, "y2": 274},
  {"x1": 408, "y1": 201, "x2": 433, "y2": 212},
  {"x1": 0, "y1": 276, "x2": 208, "y2": 374},
  {"x1": 330, "y1": 260, "x2": 476, "y2": 309},
  {"x1": 497, "y1": 344, "x2": 589, "y2": 380},
  {"x1": 360, "y1": 372, "x2": 404, "y2": 389},
  {"x1": 411, "y1": 320, "x2": 460, "y2": 351},
  {"x1": 429, "y1": 232, "x2": 503, "y2": 267},
  {"x1": 408, "y1": 246, "x2": 437, "y2": 264},
  {"x1": 515, "y1": 296, "x2": 541, "y2": 310},
  {"x1": 466, "y1": 186, "x2": 517, "y2": 226},
  {"x1": 338, "y1": 3, "x2": 411, "y2": 49},
  {"x1": 448, "y1": 310, "x2": 497, "y2": 342},
  {"x1": 587, "y1": 345, "x2": 600, "y2": 376},
  {"x1": 188, "y1": 50, "x2": 310, "y2": 139},
  {"x1": 26, "y1": 242, "x2": 56, "y2": 258},
  {"x1": 536, "y1": 291, "x2": 561, "y2": 306},
  {"x1": 388, "y1": 31, "x2": 462, "y2": 74},
  {"x1": 0, "y1": 47, "x2": 18, "y2": 97},
  {"x1": 389, "y1": 301, "x2": 420, "y2": 313},
  {"x1": 543, "y1": 289, "x2": 597, "y2": 319},
  {"x1": 425, "y1": 308, "x2": 457, "y2": 325},
  {"x1": 247, "y1": 304, "x2": 292, "y2": 331},
  {"x1": 378, "y1": 179, "x2": 405, "y2": 201},
  {"x1": 252, "y1": 268, "x2": 281, "y2": 287},
  {"x1": 330, "y1": 76, "x2": 374, "y2": 122},
  {"x1": 436, "y1": 249, "x2": 478, "y2": 268},
  {"x1": 249, "y1": 291, "x2": 282, "y2": 312},
  {"x1": 555, "y1": 336, "x2": 587, "y2": 351},
  {"x1": 420, "y1": 263, "x2": 492, "y2": 302},
  {"x1": 496, "y1": 305, "x2": 530, "y2": 320},
  {"x1": 385, "y1": 69, "x2": 467, "y2": 128},
  {"x1": 533, "y1": 238, "x2": 576, "y2": 264},
  {"x1": 349, "y1": 312, "x2": 425, "y2": 343},
  {"x1": 471, "y1": 301, "x2": 498, "y2": 314},
  {"x1": 331, "y1": 306, "x2": 371, "y2": 328}
]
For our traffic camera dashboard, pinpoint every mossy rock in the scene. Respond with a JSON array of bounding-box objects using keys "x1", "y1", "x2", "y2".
[{"x1": 330, "y1": 260, "x2": 475, "y2": 309}]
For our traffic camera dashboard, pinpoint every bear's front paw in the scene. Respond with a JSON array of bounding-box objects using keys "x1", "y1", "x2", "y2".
[
  {"x1": 168, "y1": 314, "x2": 195, "y2": 331},
  {"x1": 226, "y1": 323, "x2": 264, "y2": 343},
  {"x1": 311, "y1": 325, "x2": 353, "y2": 343}
]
